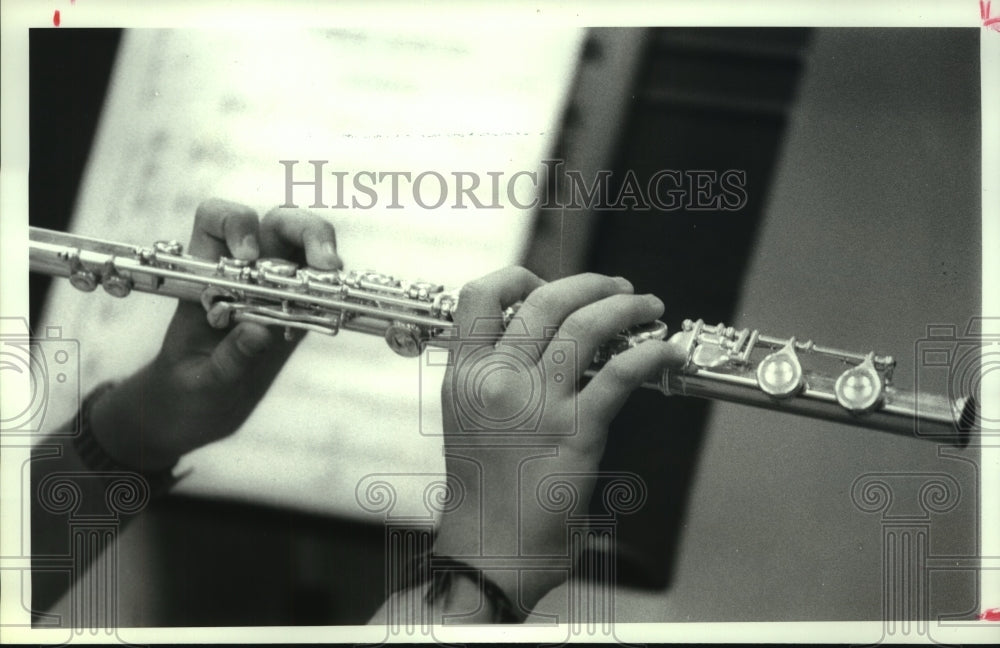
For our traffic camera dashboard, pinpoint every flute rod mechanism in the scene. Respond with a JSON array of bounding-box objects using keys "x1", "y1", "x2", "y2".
[{"x1": 29, "y1": 226, "x2": 975, "y2": 445}]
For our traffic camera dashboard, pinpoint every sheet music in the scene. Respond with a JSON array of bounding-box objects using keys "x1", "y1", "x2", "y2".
[{"x1": 39, "y1": 27, "x2": 584, "y2": 517}]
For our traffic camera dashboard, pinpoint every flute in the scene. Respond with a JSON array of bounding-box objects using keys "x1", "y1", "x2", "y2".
[{"x1": 28, "y1": 226, "x2": 975, "y2": 444}]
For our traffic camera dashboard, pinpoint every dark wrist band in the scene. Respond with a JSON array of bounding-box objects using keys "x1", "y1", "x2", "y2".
[
  {"x1": 398, "y1": 550, "x2": 523, "y2": 623},
  {"x1": 429, "y1": 555, "x2": 522, "y2": 623},
  {"x1": 72, "y1": 381, "x2": 179, "y2": 497}
]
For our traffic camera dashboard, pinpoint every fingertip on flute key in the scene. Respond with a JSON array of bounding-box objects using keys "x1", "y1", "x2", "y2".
[
  {"x1": 235, "y1": 323, "x2": 272, "y2": 356},
  {"x1": 320, "y1": 241, "x2": 343, "y2": 270},
  {"x1": 235, "y1": 234, "x2": 260, "y2": 260},
  {"x1": 657, "y1": 337, "x2": 691, "y2": 370}
]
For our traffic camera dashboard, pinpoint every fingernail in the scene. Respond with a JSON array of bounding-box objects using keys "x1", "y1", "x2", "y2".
[
  {"x1": 645, "y1": 293, "x2": 664, "y2": 310},
  {"x1": 238, "y1": 234, "x2": 259, "y2": 259},
  {"x1": 613, "y1": 276, "x2": 633, "y2": 292},
  {"x1": 321, "y1": 241, "x2": 343, "y2": 269}
]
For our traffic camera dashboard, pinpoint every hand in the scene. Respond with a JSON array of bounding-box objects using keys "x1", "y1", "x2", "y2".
[
  {"x1": 431, "y1": 267, "x2": 686, "y2": 618},
  {"x1": 89, "y1": 199, "x2": 342, "y2": 471}
]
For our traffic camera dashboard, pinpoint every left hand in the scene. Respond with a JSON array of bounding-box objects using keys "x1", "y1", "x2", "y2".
[{"x1": 90, "y1": 199, "x2": 342, "y2": 471}]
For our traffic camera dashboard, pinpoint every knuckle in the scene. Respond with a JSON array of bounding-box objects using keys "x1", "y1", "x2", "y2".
[
  {"x1": 458, "y1": 281, "x2": 484, "y2": 304},
  {"x1": 261, "y1": 207, "x2": 285, "y2": 225},
  {"x1": 487, "y1": 265, "x2": 541, "y2": 297},
  {"x1": 507, "y1": 265, "x2": 538, "y2": 284},
  {"x1": 194, "y1": 198, "x2": 224, "y2": 219},
  {"x1": 197, "y1": 198, "x2": 254, "y2": 220}
]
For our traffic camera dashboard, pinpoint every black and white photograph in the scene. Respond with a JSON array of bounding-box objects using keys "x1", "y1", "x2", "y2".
[{"x1": 1, "y1": 1, "x2": 998, "y2": 644}]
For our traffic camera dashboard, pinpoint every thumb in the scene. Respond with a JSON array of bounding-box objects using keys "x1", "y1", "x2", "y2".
[{"x1": 206, "y1": 322, "x2": 274, "y2": 386}]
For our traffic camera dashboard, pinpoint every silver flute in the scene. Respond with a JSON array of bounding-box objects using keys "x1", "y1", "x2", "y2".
[{"x1": 29, "y1": 226, "x2": 975, "y2": 444}]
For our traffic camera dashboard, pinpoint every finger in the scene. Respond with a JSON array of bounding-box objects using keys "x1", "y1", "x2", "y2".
[
  {"x1": 549, "y1": 293, "x2": 664, "y2": 384},
  {"x1": 159, "y1": 301, "x2": 227, "y2": 362},
  {"x1": 581, "y1": 340, "x2": 689, "y2": 428},
  {"x1": 260, "y1": 207, "x2": 341, "y2": 269},
  {"x1": 189, "y1": 198, "x2": 261, "y2": 261},
  {"x1": 453, "y1": 266, "x2": 545, "y2": 361},
  {"x1": 204, "y1": 322, "x2": 275, "y2": 387},
  {"x1": 498, "y1": 273, "x2": 633, "y2": 363}
]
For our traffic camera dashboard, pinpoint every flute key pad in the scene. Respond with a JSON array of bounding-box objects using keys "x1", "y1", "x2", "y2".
[
  {"x1": 834, "y1": 353, "x2": 884, "y2": 413},
  {"x1": 756, "y1": 339, "x2": 804, "y2": 399}
]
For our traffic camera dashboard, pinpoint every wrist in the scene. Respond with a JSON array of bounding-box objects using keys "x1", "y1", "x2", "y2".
[
  {"x1": 88, "y1": 368, "x2": 183, "y2": 472},
  {"x1": 434, "y1": 472, "x2": 592, "y2": 614},
  {"x1": 434, "y1": 443, "x2": 604, "y2": 614}
]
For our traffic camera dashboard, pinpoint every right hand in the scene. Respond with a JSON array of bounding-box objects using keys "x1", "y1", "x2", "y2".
[
  {"x1": 432, "y1": 267, "x2": 687, "y2": 617},
  {"x1": 89, "y1": 198, "x2": 342, "y2": 471}
]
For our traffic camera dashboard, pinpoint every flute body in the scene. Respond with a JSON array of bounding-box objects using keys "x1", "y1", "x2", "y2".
[{"x1": 28, "y1": 226, "x2": 975, "y2": 444}]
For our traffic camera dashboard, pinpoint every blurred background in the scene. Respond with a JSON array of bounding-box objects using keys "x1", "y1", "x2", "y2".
[{"x1": 30, "y1": 27, "x2": 981, "y2": 624}]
